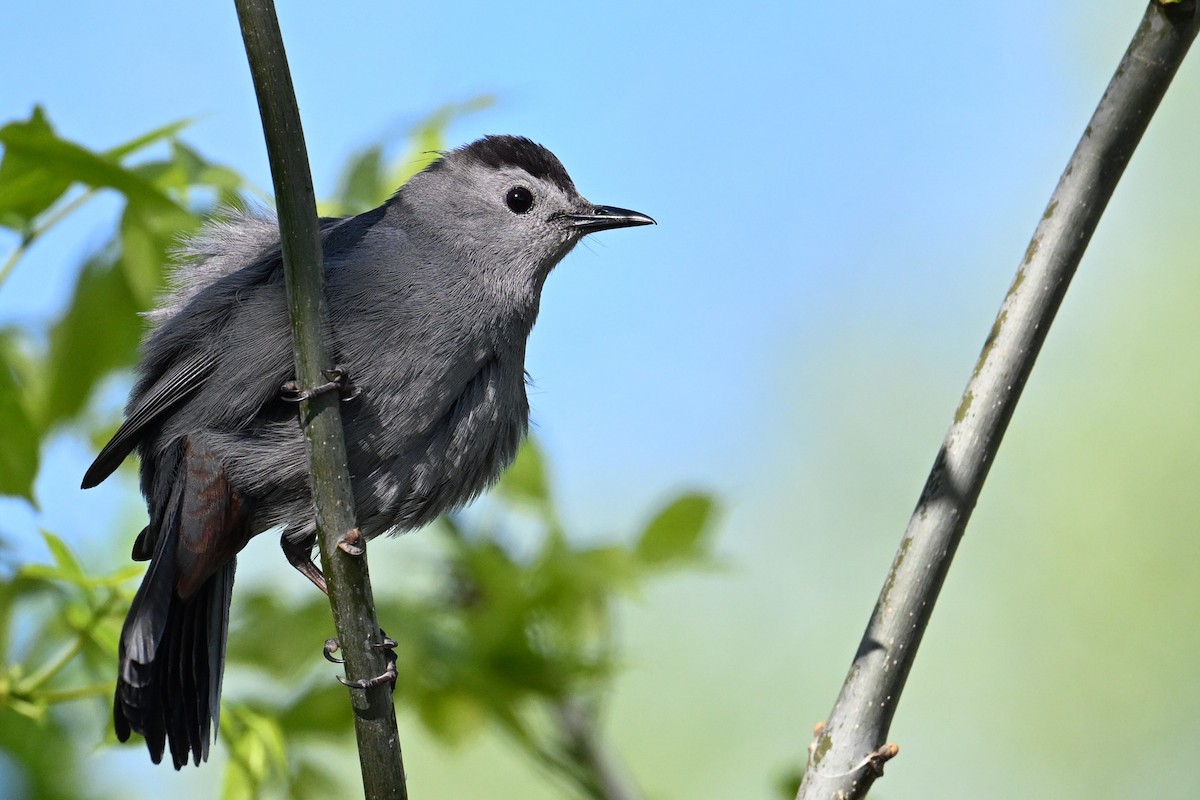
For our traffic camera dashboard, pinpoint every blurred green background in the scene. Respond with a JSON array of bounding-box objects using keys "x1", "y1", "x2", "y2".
[{"x1": 3, "y1": 1, "x2": 1200, "y2": 798}]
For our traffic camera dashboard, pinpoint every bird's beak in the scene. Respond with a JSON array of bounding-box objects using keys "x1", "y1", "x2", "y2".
[{"x1": 562, "y1": 205, "x2": 656, "y2": 234}]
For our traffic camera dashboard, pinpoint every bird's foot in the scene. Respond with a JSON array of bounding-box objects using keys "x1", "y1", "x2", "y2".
[
  {"x1": 282, "y1": 534, "x2": 328, "y2": 594},
  {"x1": 280, "y1": 365, "x2": 360, "y2": 403},
  {"x1": 280, "y1": 529, "x2": 365, "y2": 591},
  {"x1": 325, "y1": 631, "x2": 398, "y2": 691},
  {"x1": 337, "y1": 527, "x2": 364, "y2": 556}
]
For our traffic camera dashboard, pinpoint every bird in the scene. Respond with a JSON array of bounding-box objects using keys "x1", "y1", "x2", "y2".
[{"x1": 81, "y1": 135, "x2": 654, "y2": 769}]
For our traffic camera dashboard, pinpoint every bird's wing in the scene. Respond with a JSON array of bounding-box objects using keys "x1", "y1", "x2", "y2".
[{"x1": 82, "y1": 351, "x2": 217, "y2": 489}]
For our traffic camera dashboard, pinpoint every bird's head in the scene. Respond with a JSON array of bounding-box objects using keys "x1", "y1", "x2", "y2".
[{"x1": 397, "y1": 135, "x2": 654, "y2": 304}]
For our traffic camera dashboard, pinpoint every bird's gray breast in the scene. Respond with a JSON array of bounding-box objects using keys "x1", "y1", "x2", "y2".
[
  {"x1": 324, "y1": 225, "x2": 534, "y2": 536},
  {"x1": 243, "y1": 218, "x2": 540, "y2": 542},
  {"x1": 344, "y1": 348, "x2": 530, "y2": 537}
]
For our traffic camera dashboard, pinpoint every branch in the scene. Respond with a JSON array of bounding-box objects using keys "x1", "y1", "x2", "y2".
[
  {"x1": 553, "y1": 698, "x2": 642, "y2": 800},
  {"x1": 232, "y1": 2, "x2": 407, "y2": 797},
  {"x1": 797, "y1": 3, "x2": 1200, "y2": 798}
]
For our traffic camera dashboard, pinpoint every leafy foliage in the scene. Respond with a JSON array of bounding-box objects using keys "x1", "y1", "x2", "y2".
[
  {"x1": 0, "y1": 107, "x2": 232, "y2": 500},
  {"x1": 0, "y1": 105, "x2": 717, "y2": 800},
  {"x1": 223, "y1": 438, "x2": 716, "y2": 797},
  {"x1": 0, "y1": 332, "x2": 39, "y2": 497}
]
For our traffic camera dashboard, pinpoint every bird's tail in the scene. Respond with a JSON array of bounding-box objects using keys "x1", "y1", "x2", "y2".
[{"x1": 113, "y1": 505, "x2": 235, "y2": 769}]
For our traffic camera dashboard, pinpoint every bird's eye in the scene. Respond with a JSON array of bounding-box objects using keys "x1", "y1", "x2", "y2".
[{"x1": 505, "y1": 186, "x2": 534, "y2": 214}]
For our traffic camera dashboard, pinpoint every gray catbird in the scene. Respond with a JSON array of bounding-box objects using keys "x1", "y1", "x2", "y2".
[{"x1": 81, "y1": 135, "x2": 653, "y2": 769}]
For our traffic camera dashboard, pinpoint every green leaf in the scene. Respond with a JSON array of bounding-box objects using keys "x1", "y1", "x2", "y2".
[
  {"x1": 119, "y1": 201, "x2": 195, "y2": 307},
  {"x1": 332, "y1": 145, "x2": 386, "y2": 214},
  {"x1": 540, "y1": 542, "x2": 640, "y2": 600},
  {"x1": 41, "y1": 531, "x2": 83, "y2": 580},
  {"x1": 388, "y1": 95, "x2": 496, "y2": 188},
  {"x1": 494, "y1": 439, "x2": 551, "y2": 509},
  {"x1": 0, "y1": 334, "x2": 39, "y2": 499},
  {"x1": 104, "y1": 118, "x2": 192, "y2": 161},
  {"x1": 40, "y1": 255, "x2": 142, "y2": 429},
  {"x1": 143, "y1": 140, "x2": 245, "y2": 202},
  {"x1": 129, "y1": 156, "x2": 191, "y2": 199},
  {"x1": 634, "y1": 492, "x2": 717, "y2": 568},
  {"x1": 12, "y1": 564, "x2": 64, "y2": 582},
  {"x1": 83, "y1": 563, "x2": 146, "y2": 587},
  {"x1": 314, "y1": 96, "x2": 495, "y2": 216},
  {"x1": 176, "y1": 142, "x2": 245, "y2": 197},
  {"x1": 0, "y1": 701, "x2": 83, "y2": 797},
  {"x1": 0, "y1": 111, "x2": 185, "y2": 217},
  {"x1": 220, "y1": 704, "x2": 287, "y2": 800},
  {"x1": 0, "y1": 106, "x2": 72, "y2": 230}
]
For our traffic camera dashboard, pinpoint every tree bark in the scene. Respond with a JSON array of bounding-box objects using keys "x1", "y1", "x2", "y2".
[{"x1": 233, "y1": 2, "x2": 407, "y2": 796}]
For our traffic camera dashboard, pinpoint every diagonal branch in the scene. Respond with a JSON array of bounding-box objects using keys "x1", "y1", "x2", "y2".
[
  {"x1": 797, "y1": 3, "x2": 1200, "y2": 798},
  {"x1": 551, "y1": 698, "x2": 642, "y2": 800},
  {"x1": 232, "y1": 1, "x2": 407, "y2": 797}
]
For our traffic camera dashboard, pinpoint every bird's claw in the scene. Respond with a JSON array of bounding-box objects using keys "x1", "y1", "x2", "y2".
[
  {"x1": 323, "y1": 638, "x2": 344, "y2": 664},
  {"x1": 280, "y1": 365, "x2": 359, "y2": 403},
  {"x1": 337, "y1": 527, "x2": 364, "y2": 556},
  {"x1": 332, "y1": 632, "x2": 398, "y2": 691},
  {"x1": 337, "y1": 662, "x2": 397, "y2": 690}
]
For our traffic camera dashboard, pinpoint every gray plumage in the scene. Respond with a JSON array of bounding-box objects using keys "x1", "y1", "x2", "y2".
[{"x1": 83, "y1": 136, "x2": 653, "y2": 768}]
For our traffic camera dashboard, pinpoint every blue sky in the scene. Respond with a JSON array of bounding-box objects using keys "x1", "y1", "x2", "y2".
[
  {"x1": 4, "y1": 2, "x2": 1200, "y2": 798},
  {"x1": 1, "y1": 0, "x2": 1158, "y2": 543}
]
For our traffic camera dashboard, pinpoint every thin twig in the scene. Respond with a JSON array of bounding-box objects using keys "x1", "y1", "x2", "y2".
[
  {"x1": 16, "y1": 588, "x2": 118, "y2": 695},
  {"x1": 232, "y1": 2, "x2": 406, "y2": 797},
  {"x1": 797, "y1": 3, "x2": 1200, "y2": 798},
  {"x1": 37, "y1": 684, "x2": 112, "y2": 704},
  {"x1": 553, "y1": 698, "x2": 642, "y2": 800},
  {"x1": 0, "y1": 189, "x2": 97, "y2": 290}
]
